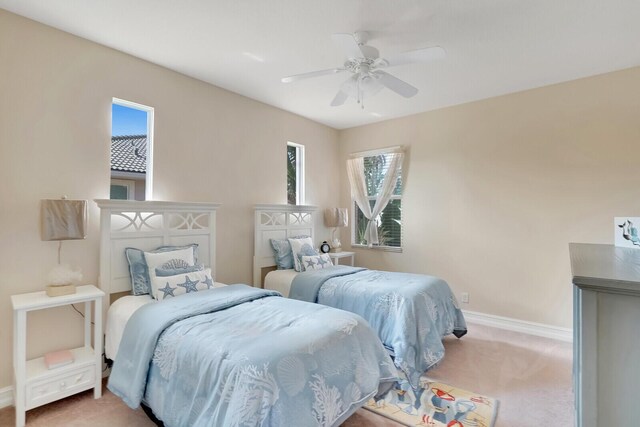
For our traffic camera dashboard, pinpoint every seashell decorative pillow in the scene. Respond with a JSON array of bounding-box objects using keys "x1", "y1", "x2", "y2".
[
  {"x1": 160, "y1": 258, "x2": 191, "y2": 270},
  {"x1": 156, "y1": 263, "x2": 205, "y2": 277},
  {"x1": 143, "y1": 247, "x2": 195, "y2": 296},
  {"x1": 125, "y1": 244, "x2": 199, "y2": 296}
]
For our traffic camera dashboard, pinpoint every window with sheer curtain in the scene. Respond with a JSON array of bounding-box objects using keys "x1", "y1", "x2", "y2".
[{"x1": 348, "y1": 147, "x2": 404, "y2": 250}]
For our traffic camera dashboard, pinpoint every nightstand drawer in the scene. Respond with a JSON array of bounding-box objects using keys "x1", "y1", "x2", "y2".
[{"x1": 26, "y1": 365, "x2": 95, "y2": 409}]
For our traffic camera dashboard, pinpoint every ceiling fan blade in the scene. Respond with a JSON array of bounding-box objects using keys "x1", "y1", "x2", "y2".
[
  {"x1": 330, "y1": 89, "x2": 349, "y2": 107},
  {"x1": 375, "y1": 70, "x2": 418, "y2": 98},
  {"x1": 281, "y1": 68, "x2": 345, "y2": 83},
  {"x1": 331, "y1": 33, "x2": 365, "y2": 59},
  {"x1": 330, "y1": 75, "x2": 358, "y2": 106},
  {"x1": 380, "y1": 46, "x2": 445, "y2": 68}
]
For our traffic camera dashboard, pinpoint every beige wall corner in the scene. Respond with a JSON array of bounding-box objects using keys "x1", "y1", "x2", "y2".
[{"x1": 338, "y1": 66, "x2": 640, "y2": 329}]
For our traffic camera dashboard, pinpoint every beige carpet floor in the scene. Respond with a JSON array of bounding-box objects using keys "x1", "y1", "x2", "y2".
[{"x1": 0, "y1": 323, "x2": 573, "y2": 427}]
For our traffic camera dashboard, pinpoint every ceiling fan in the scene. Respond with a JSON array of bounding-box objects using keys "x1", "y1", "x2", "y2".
[{"x1": 281, "y1": 31, "x2": 445, "y2": 109}]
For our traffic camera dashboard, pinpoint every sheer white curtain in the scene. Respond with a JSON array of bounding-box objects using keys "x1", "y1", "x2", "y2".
[{"x1": 347, "y1": 150, "x2": 404, "y2": 246}]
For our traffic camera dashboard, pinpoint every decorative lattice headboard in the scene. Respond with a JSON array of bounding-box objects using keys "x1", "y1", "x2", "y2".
[
  {"x1": 95, "y1": 199, "x2": 221, "y2": 313},
  {"x1": 253, "y1": 204, "x2": 317, "y2": 286}
]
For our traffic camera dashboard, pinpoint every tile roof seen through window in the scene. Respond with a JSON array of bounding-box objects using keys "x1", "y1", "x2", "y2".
[{"x1": 111, "y1": 135, "x2": 146, "y2": 173}]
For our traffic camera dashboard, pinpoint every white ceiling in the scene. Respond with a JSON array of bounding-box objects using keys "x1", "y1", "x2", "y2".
[{"x1": 2, "y1": 0, "x2": 640, "y2": 129}]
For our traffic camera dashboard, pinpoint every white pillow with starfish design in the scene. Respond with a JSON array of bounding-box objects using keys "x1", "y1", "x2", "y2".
[
  {"x1": 152, "y1": 268, "x2": 214, "y2": 301},
  {"x1": 299, "y1": 254, "x2": 333, "y2": 271}
]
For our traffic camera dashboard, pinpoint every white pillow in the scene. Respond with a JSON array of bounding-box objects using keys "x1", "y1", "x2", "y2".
[
  {"x1": 288, "y1": 237, "x2": 318, "y2": 272},
  {"x1": 300, "y1": 254, "x2": 333, "y2": 271},
  {"x1": 144, "y1": 247, "x2": 195, "y2": 292},
  {"x1": 152, "y1": 268, "x2": 214, "y2": 301}
]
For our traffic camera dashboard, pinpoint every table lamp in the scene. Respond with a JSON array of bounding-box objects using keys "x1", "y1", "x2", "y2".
[
  {"x1": 324, "y1": 208, "x2": 348, "y2": 253},
  {"x1": 41, "y1": 198, "x2": 87, "y2": 296}
]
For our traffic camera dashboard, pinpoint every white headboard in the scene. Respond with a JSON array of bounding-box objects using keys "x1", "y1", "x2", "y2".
[
  {"x1": 95, "y1": 199, "x2": 221, "y2": 313},
  {"x1": 253, "y1": 204, "x2": 317, "y2": 286}
]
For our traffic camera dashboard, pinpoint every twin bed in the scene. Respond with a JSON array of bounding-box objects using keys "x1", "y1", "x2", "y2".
[
  {"x1": 254, "y1": 204, "x2": 467, "y2": 388},
  {"x1": 98, "y1": 200, "x2": 466, "y2": 427},
  {"x1": 97, "y1": 200, "x2": 396, "y2": 427}
]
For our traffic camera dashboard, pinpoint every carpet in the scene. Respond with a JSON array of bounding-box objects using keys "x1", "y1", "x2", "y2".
[{"x1": 365, "y1": 377, "x2": 498, "y2": 427}]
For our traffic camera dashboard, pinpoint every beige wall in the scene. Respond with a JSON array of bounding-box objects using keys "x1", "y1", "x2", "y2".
[
  {"x1": 338, "y1": 66, "x2": 640, "y2": 329},
  {"x1": 0, "y1": 11, "x2": 338, "y2": 389}
]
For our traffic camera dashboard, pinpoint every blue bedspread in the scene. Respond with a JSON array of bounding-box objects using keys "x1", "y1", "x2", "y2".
[
  {"x1": 290, "y1": 267, "x2": 467, "y2": 388},
  {"x1": 108, "y1": 284, "x2": 398, "y2": 427}
]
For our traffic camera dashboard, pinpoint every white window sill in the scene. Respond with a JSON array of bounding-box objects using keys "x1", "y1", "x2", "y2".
[{"x1": 351, "y1": 244, "x2": 403, "y2": 253}]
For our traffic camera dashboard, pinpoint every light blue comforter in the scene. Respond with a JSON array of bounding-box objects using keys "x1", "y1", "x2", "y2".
[
  {"x1": 290, "y1": 266, "x2": 467, "y2": 388},
  {"x1": 108, "y1": 284, "x2": 398, "y2": 427}
]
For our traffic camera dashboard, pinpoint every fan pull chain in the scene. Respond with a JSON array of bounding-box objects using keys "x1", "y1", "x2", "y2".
[{"x1": 356, "y1": 76, "x2": 365, "y2": 109}]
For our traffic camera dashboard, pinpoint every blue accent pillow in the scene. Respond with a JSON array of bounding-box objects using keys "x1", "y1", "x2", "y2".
[
  {"x1": 155, "y1": 263, "x2": 205, "y2": 277},
  {"x1": 270, "y1": 235, "x2": 309, "y2": 270},
  {"x1": 270, "y1": 239, "x2": 294, "y2": 269},
  {"x1": 125, "y1": 243, "x2": 199, "y2": 296}
]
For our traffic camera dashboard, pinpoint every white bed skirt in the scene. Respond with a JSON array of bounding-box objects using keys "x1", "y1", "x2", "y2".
[{"x1": 263, "y1": 269, "x2": 299, "y2": 297}]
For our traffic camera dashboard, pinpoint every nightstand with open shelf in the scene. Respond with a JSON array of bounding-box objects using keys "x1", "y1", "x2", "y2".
[
  {"x1": 11, "y1": 285, "x2": 104, "y2": 427},
  {"x1": 329, "y1": 251, "x2": 355, "y2": 266}
]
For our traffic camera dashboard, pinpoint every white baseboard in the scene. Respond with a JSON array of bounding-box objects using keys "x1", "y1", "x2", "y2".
[
  {"x1": 462, "y1": 309, "x2": 573, "y2": 342},
  {"x1": 0, "y1": 386, "x2": 13, "y2": 409}
]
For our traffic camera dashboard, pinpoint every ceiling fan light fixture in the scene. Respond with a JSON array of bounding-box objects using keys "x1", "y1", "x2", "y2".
[
  {"x1": 335, "y1": 74, "x2": 380, "y2": 109},
  {"x1": 359, "y1": 75, "x2": 383, "y2": 96}
]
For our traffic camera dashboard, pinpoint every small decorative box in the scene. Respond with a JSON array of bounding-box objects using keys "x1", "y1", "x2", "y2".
[{"x1": 44, "y1": 350, "x2": 74, "y2": 370}]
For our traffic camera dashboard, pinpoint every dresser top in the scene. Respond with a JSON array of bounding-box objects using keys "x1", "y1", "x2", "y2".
[{"x1": 570, "y1": 243, "x2": 640, "y2": 294}]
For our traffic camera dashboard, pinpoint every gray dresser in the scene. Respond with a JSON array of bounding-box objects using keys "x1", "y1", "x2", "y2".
[{"x1": 570, "y1": 243, "x2": 640, "y2": 426}]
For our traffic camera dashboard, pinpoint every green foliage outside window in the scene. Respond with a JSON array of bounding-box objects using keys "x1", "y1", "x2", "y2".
[{"x1": 287, "y1": 145, "x2": 297, "y2": 205}]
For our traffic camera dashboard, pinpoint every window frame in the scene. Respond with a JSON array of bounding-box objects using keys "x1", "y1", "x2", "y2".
[
  {"x1": 287, "y1": 141, "x2": 305, "y2": 205},
  {"x1": 112, "y1": 98, "x2": 154, "y2": 200},
  {"x1": 350, "y1": 146, "x2": 404, "y2": 252},
  {"x1": 110, "y1": 179, "x2": 135, "y2": 200}
]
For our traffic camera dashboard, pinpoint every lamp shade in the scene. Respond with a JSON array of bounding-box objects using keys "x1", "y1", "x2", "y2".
[
  {"x1": 324, "y1": 208, "x2": 348, "y2": 228},
  {"x1": 41, "y1": 199, "x2": 87, "y2": 241}
]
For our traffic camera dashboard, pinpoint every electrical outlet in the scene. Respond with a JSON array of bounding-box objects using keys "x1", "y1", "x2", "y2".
[{"x1": 461, "y1": 292, "x2": 469, "y2": 304}]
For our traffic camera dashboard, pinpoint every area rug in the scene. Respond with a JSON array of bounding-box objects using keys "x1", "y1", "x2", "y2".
[{"x1": 365, "y1": 377, "x2": 498, "y2": 427}]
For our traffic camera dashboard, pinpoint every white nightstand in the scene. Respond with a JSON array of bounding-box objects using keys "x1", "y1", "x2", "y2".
[
  {"x1": 329, "y1": 251, "x2": 355, "y2": 266},
  {"x1": 11, "y1": 285, "x2": 105, "y2": 427}
]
